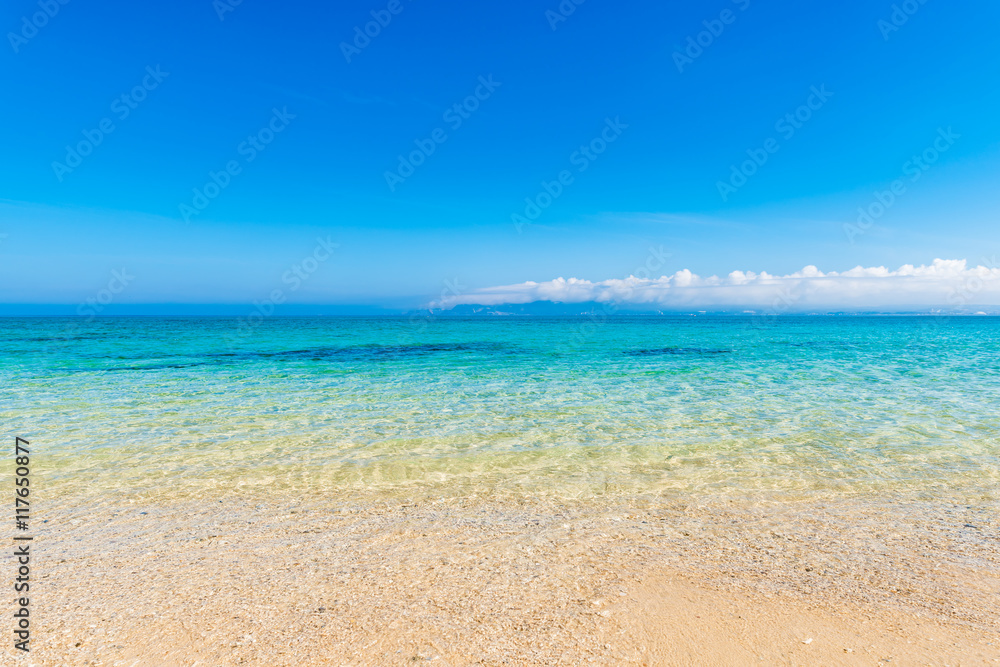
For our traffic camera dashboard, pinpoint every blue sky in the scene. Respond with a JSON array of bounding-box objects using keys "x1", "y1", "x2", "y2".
[{"x1": 1, "y1": 0, "x2": 999, "y2": 309}]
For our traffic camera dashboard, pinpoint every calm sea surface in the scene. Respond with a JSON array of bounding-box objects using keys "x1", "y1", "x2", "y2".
[{"x1": 2, "y1": 316, "x2": 999, "y2": 503}]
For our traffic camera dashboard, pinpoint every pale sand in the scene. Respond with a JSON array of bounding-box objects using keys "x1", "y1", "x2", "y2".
[{"x1": 11, "y1": 494, "x2": 1000, "y2": 665}]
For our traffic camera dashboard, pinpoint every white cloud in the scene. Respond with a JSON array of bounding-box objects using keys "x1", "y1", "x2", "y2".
[{"x1": 433, "y1": 259, "x2": 1000, "y2": 311}]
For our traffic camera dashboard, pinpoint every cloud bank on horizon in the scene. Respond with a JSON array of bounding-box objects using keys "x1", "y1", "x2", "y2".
[{"x1": 432, "y1": 259, "x2": 1000, "y2": 312}]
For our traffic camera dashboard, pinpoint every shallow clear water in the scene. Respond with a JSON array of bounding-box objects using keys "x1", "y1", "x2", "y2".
[{"x1": 2, "y1": 316, "x2": 999, "y2": 502}]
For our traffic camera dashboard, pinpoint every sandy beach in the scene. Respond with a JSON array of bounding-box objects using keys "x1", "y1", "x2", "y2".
[{"x1": 14, "y1": 492, "x2": 999, "y2": 666}]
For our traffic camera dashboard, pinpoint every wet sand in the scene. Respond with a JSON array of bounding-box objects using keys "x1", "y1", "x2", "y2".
[{"x1": 12, "y1": 494, "x2": 1000, "y2": 665}]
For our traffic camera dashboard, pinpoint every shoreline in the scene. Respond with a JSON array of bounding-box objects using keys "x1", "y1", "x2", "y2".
[{"x1": 14, "y1": 493, "x2": 1000, "y2": 665}]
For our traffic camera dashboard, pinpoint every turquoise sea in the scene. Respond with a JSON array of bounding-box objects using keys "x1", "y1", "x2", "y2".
[{"x1": 2, "y1": 316, "x2": 999, "y2": 503}]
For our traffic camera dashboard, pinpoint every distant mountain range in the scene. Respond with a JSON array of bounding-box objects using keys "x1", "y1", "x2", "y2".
[
  {"x1": 2, "y1": 301, "x2": 999, "y2": 317},
  {"x1": 412, "y1": 301, "x2": 1000, "y2": 317}
]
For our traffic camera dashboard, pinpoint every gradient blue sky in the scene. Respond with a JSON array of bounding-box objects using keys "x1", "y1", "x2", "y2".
[{"x1": 1, "y1": 0, "x2": 999, "y2": 308}]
